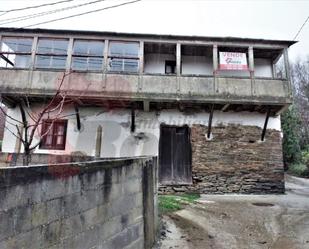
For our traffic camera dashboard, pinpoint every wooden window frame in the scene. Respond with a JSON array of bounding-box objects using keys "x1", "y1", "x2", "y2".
[
  {"x1": 35, "y1": 38, "x2": 69, "y2": 69},
  {"x1": 107, "y1": 41, "x2": 140, "y2": 73},
  {"x1": 0, "y1": 36, "x2": 33, "y2": 68},
  {"x1": 71, "y1": 39, "x2": 105, "y2": 71},
  {"x1": 40, "y1": 119, "x2": 68, "y2": 150}
]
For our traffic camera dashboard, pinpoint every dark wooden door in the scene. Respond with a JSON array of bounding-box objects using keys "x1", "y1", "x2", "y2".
[{"x1": 159, "y1": 125, "x2": 192, "y2": 184}]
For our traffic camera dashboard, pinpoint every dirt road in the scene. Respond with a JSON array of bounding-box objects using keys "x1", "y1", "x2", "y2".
[{"x1": 157, "y1": 175, "x2": 309, "y2": 249}]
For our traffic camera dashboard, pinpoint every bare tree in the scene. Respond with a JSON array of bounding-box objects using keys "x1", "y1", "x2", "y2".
[
  {"x1": 0, "y1": 72, "x2": 74, "y2": 165},
  {"x1": 291, "y1": 57, "x2": 309, "y2": 148}
]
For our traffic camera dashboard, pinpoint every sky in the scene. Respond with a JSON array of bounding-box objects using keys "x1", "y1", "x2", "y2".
[{"x1": 0, "y1": 0, "x2": 308, "y2": 61}]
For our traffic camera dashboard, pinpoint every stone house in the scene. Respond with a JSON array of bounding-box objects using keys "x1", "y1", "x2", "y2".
[{"x1": 0, "y1": 27, "x2": 295, "y2": 193}]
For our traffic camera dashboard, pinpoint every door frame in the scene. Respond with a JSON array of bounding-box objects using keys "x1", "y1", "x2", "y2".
[{"x1": 158, "y1": 123, "x2": 192, "y2": 185}]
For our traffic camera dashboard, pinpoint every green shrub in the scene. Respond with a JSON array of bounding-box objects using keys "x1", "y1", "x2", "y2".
[
  {"x1": 281, "y1": 106, "x2": 302, "y2": 165},
  {"x1": 158, "y1": 193, "x2": 200, "y2": 214},
  {"x1": 288, "y1": 163, "x2": 309, "y2": 177}
]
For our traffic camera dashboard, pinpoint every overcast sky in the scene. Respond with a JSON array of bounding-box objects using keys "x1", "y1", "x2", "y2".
[{"x1": 1, "y1": 0, "x2": 308, "y2": 61}]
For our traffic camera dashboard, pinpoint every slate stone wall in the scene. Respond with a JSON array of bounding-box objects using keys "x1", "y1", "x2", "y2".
[
  {"x1": 160, "y1": 124, "x2": 285, "y2": 194},
  {"x1": 0, "y1": 157, "x2": 158, "y2": 249}
]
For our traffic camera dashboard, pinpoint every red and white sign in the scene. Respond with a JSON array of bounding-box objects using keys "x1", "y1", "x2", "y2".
[{"x1": 219, "y1": 52, "x2": 248, "y2": 70}]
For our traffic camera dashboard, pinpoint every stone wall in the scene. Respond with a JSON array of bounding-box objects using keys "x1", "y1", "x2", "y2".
[
  {"x1": 160, "y1": 124, "x2": 284, "y2": 194},
  {"x1": 0, "y1": 157, "x2": 158, "y2": 249}
]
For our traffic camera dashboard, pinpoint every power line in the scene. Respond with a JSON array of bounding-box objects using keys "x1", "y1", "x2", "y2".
[
  {"x1": 293, "y1": 15, "x2": 309, "y2": 41},
  {"x1": 0, "y1": 0, "x2": 75, "y2": 13},
  {"x1": 0, "y1": 0, "x2": 107, "y2": 26},
  {"x1": 22, "y1": 0, "x2": 142, "y2": 28}
]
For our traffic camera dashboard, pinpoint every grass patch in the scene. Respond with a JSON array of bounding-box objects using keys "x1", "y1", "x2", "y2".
[
  {"x1": 159, "y1": 193, "x2": 200, "y2": 214},
  {"x1": 288, "y1": 163, "x2": 309, "y2": 177}
]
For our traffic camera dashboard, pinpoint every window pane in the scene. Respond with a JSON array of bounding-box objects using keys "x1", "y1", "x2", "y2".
[
  {"x1": 46, "y1": 135, "x2": 53, "y2": 145},
  {"x1": 51, "y1": 56, "x2": 67, "y2": 69},
  {"x1": 35, "y1": 55, "x2": 66, "y2": 69},
  {"x1": 1, "y1": 37, "x2": 32, "y2": 53},
  {"x1": 72, "y1": 57, "x2": 103, "y2": 71},
  {"x1": 14, "y1": 55, "x2": 31, "y2": 68},
  {"x1": 0, "y1": 54, "x2": 31, "y2": 68},
  {"x1": 73, "y1": 40, "x2": 104, "y2": 56},
  {"x1": 88, "y1": 57, "x2": 103, "y2": 70},
  {"x1": 109, "y1": 58, "x2": 123, "y2": 71},
  {"x1": 37, "y1": 39, "x2": 68, "y2": 55},
  {"x1": 108, "y1": 58, "x2": 138, "y2": 72},
  {"x1": 35, "y1": 55, "x2": 51, "y2": 68},
  {"x1": 56, "y1": 136, "x2": 64, "y2": 145},
  {"x1": 124, "y1": 59, "x2": 139, "y2": 72},
  {"x1": 109, "y1": 42, "x2": 139, "y2": 57},
  {"x1": 57, "y1": 125, "x2": 64, "y2": 135},
  {"x1": 72, "y1": 57, "x2": 87, "y2": 70}
]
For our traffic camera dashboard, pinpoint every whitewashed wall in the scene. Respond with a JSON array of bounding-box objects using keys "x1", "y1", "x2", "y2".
[
  {"x1": 144, "y1": 53, "x2": 175, "y2": 74},
  {"x1": 181, "y1": 56, "x2": 213, "y2": 75},
  {"x1": 254, "y1": 58, "x2": 273, "y2": 77},
  {"x1": 2, "y1": 106, "x2": 281, "y2": 157},
  {"x1": 144, "y1": 53, "x2": 273, "y2": 77}
]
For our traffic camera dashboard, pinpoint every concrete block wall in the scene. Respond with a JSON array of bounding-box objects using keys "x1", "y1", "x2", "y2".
[{"x1": 0, "y1": 157, "x2": 158, "y2": 249}]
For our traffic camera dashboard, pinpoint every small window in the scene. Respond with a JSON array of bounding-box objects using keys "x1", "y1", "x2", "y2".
[
  {"x1": 35, "y1": 39, "x2": 69, "y2": 69},
  {"x1": 108, "y1": 41, "x2": 139, "y2": 72},
  {"x1": 0, "y1": 37, "x2": 33, "y2": 68},
  {"x1": 40, "y1": 120, "x2": 67, "y2": 150},
  {"x1": 165, "y1": 60, "x2": 176, "y2": 74},
  {"x1": 72, "y1": 40, "x2": 104, "y2": 71}
]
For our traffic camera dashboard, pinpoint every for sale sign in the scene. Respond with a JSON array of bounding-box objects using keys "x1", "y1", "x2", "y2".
[{"x1": 219, "y1": 52, "x2": 248, "y2": 70}]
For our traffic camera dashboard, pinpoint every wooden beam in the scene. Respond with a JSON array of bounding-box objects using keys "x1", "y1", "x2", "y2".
[
  {"x1": 143, "y1": 100, "x2": 149, "y2": 112},
  {"x1": 0, "y1": 54, "x2": 14, "y2": 67},
  {"x1": 221, "y1": 103, "x2": 230, "y2": 112},
  {"x1": 207, "y1": 104, "x2": 215, "y2": 139},
  {"x1": 261, "y1": 107, "x2": 271, "y2": 141},
  {"x1": 74, "y1": 104, "x2": 81, "y2": 131},
  {"x1": 95, "y1": 125, "x2": 102, "y2": 158},
  {"x1": 275, "y1": 104, "x2": 289, "y2": 116},
  {"x1": 131, "y1": 103, "x2": 136, "y2": 133}
]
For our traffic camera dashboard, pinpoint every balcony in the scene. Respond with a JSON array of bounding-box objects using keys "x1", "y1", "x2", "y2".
[
  {"x1": 0, "y1": 29, "x2": 293, "y2": 111},
  {"x1": 0, "y1": 69, "x2": 291, "y2": 105}
]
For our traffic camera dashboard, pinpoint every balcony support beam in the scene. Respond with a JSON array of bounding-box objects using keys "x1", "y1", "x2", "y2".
[
  {"x1": 275, "y1": 104, "x2": 289, "y2": 116},
  {"x1": 221, "y1": 103, "x2": 230, "y2": 112},
  {"x1": 131, "y1": 103, "x2": 136, "y2": 133},
  {"x1": 74, "y1": 104, "x2": 81, "y2": 131},
  {"x1": 261, "y1": 106, "x2": 271, "y2": 141},
  {"x1": 143, "y1": 100, "x2": 149, "y2": 112},
  {"x1": 207, "y1": 104, "x2": 215, "y2": 139}
]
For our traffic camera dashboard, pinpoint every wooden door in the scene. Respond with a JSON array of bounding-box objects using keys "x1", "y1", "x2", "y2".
[{"x1": 159, "y1": 125, "x2": 192, "y2": 184}]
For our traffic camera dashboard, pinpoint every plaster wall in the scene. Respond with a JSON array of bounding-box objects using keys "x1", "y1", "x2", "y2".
[
  {"x1": 2, "y1": 106, "x2": 281, "y2": 157},
  {"x1": 144, "y1": 54, "x2": 272, "y2": 77},
  {"x1": 181, "y1": 56, "x2": 213, "y2": 75},
  {"x1": 254, "y1": 58, "x2": 273, "y2": 77},
  {"x1": 144, "y1": 54, "x2": 175, "y2": 74}
]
